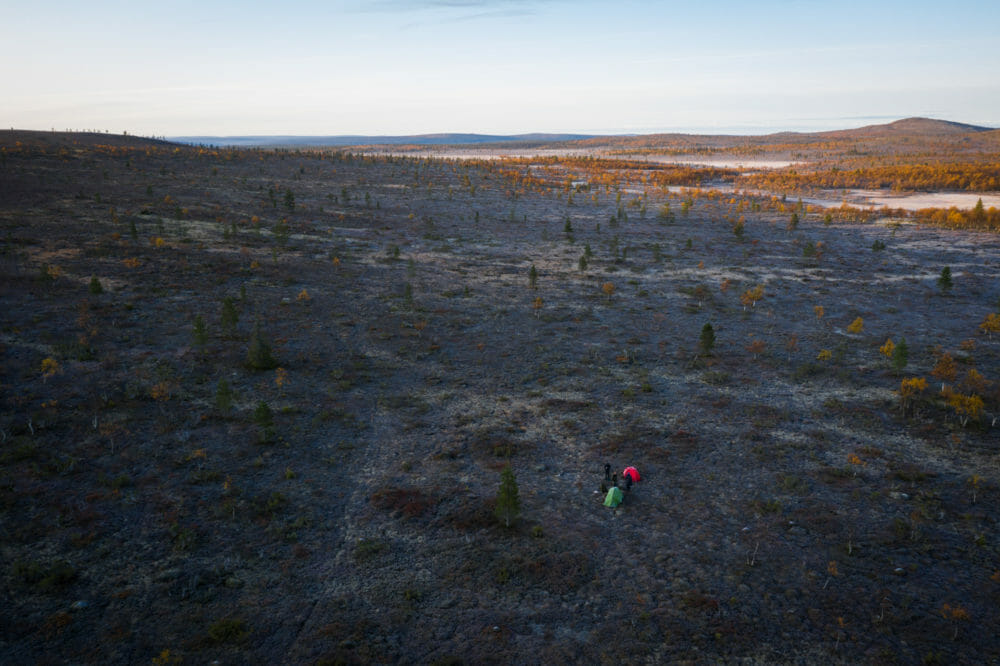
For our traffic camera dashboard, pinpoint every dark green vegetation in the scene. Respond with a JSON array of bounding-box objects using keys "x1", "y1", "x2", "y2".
[
  {"x1": 494, "y1": 464, "x2": 521, "y2": 528},
  {"x1": 1, "y1": 130, "x2": 999, "y2": 664}
]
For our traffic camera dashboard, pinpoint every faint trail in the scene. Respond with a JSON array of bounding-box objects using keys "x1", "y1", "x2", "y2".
[{"x1": 282, "y1": 402, "x2": 397, "y2": 663}]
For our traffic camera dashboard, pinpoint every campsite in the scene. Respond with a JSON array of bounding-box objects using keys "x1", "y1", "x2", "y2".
[{"x1": 2, "y1": 125, "x2": 999, "y2": 663}]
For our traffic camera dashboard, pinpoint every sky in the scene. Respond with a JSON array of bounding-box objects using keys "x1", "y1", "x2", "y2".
[{"x1": 3, "y1": 0, "x2": 999, "y2": 137}]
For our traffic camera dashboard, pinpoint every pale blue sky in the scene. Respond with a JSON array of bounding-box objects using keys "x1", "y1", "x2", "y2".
[{"x1": 3, "y1": 0, "x2": 999, "y2": 136}]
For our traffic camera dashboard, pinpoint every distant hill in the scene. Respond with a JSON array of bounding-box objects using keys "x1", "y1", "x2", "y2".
[
  {"x1": 811, "y1": 117, "x2": 994, "y2": 139},
  {"x1": 561, "y1": 117, "x2": 996, "y2": 150},
  {"x1": 170, "y1": 133, "x2": 596, "y2": 148},
  {"x1": 7, "y1": 117, "x2": 995, "y2": 154},
  {"x1": 1, "y1": 129, "x2": 175, "y2": 149}
]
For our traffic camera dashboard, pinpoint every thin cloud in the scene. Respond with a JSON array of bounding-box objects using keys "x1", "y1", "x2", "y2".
[
  {"x1": 439, "y1": 8, "x2": 535, "y2": 22},
  {"x1": 364, "y1": 0, "x2": 555, "y2": 9},
  {"x1": 357, "y1": 0, "x2": 562, "y2": 16},
  {"x1": 361, "y1": 0, "x2": 559, "y2": 28}
]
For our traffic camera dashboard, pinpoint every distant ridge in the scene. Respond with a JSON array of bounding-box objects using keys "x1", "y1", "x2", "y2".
[
  {"x1": 561, "y1": 117, "x2": 996, "y2": 150},
  {"x1": 8, "y1": 117, "x2": 993, "y2": 153},
  {"x1": 170, "y1": 133, "x2": 595, "y2": 148},
  {"x1": 806, "y1": 117, "x2": 994, "y2": 139},
  {"x1": 170, "y1": 118, "x2": 994, "y2": 149},
  {"x1": 2, "y1": 129, "x2": 176, "y2": 149}
]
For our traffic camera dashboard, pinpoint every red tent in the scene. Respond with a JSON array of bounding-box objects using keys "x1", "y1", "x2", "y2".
[{"x1": 623, "y1": 466, "x2": 640, "y2": 483}]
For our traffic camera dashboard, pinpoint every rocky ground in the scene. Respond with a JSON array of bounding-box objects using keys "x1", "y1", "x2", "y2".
[{"x1": 1, "y1": 131, "x2": 998, "y2": 664}]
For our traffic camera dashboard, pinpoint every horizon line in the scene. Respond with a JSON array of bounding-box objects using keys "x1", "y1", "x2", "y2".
[{"x1": 10, "y1": 116, "x2": 998, "y2": 145}]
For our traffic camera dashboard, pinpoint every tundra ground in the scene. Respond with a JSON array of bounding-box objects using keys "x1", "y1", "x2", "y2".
[{"x1": 1, "y1": 132, "x2": 998, "y2": 664}]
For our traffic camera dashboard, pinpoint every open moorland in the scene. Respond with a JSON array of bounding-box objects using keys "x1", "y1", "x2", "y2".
[{"x1": 1, "y1": 125, "x2": 999, "y2": 664}]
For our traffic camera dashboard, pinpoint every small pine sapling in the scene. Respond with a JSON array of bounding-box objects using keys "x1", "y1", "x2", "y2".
[
  {"x1": 937, "y1": 266, "x2": 952, "y2": 292},
  {"x1": 699, "y1": 322, "x2": 716, "y2": 356},
  {"x1": 215, "y1": 379, "x2": 234, "y2": 414},
  {"x1": 972, "y1": 198, "x2": 986, "y2": 223},
  {"x1": 274, "y1": 219, "x2": 290, "y2": 247},
  {"x1": 193, "y1": 315, "x2": 208, "y2": 349},
  {"x1": 495, "y1": 464, "x2": 521, "y2": 528},
  {"x1": 891, "y1": 337, "x2": 909, "y2": 372},
  {"x1": 658, "y1": 202, "x2": 674, "y2": 223},
  {"x1": 221, "y1": 297, "x2": 239, "y2": 337},
  {"x1": 254, "y1": 401, "x2": 275, "y2": 443},
  {"x1": 247, "y1": 321, "x2": 278, "y2": 370}
]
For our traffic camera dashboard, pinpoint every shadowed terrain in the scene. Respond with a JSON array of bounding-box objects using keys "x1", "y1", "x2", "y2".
[{"x1": 1, "y1": 127, "x2": 998, "y2": 664}]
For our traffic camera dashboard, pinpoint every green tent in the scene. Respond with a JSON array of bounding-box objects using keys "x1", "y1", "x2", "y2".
[{"x1": 603, "y1": 486, "x2": 624, "y2": 507}]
